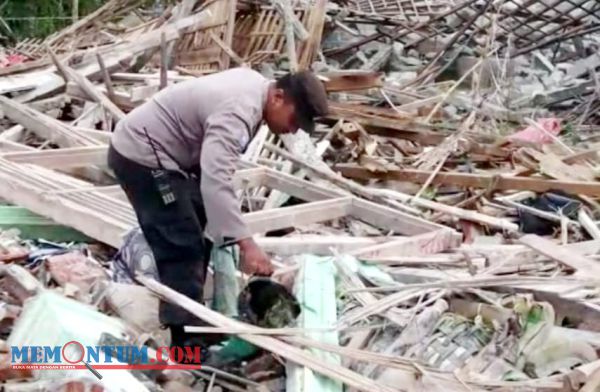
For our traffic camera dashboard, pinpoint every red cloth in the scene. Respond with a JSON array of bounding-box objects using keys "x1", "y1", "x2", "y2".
[{"x1": 508, "y1": 118, "x2": 561, "y2": 145}]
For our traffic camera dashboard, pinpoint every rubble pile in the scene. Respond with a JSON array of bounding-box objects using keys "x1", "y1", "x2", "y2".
[{"x1": 0, "y1": 0, "x2": 600, "y2": 391}]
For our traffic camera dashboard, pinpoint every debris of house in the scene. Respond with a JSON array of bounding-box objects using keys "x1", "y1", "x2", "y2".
[{"x1": 0, "y1": 0, "x2": 600, "y2": 390}]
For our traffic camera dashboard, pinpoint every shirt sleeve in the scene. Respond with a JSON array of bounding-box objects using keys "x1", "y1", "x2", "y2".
[{"x1": 200, "y1": 108, "x2": 254, "y2": 247}]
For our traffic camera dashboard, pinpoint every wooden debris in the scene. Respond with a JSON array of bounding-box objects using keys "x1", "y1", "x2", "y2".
[
  {"x1": 139, "y1": 275, "x2": 397, "y2": 392},
  {"x1": 519, "y1": 234, "x2": 600, "y2": 276},
  {"x1": 0, "y1": 2, "x2": 599, "y2": 391},
  {"x1": 48, "y1": 48, "x2": 126, "y2": 122}
]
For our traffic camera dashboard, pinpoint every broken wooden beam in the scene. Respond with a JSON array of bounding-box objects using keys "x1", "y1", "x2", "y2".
[
  {"x1": 0, "y1": 95, "x2": 103, "y2": 147},
  {"x1": 265, "y1": 143, "x2": 518, "y2": 232},
  {"x1": 336, "y1": 164, "x2": 600, "y2": 197},
  {"x1": 48, "y1": 48, "x2": 126, "y2": 121},
  {"x1": 519, "y1": 234, "x2": 600, "y2": 277}
]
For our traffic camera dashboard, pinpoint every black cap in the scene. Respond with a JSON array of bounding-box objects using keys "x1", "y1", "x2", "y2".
[{"x1": 276, "y1": 71, "x2": 329, "y2": 133}]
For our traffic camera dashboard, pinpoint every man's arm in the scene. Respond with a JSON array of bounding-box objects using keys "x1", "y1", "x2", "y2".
[{"x1": 200, "y1": 110, "x2": 273, "y2": 276}]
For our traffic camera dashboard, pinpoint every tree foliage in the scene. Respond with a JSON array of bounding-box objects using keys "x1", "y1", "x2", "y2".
[{"x1": 1, "y1": 0, "x2": 105, "y2": 40}]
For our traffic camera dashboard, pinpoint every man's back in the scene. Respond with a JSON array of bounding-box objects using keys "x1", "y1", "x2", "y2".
[{"x1": 111, "y1": 68, "x2": 270, "y2": 171}]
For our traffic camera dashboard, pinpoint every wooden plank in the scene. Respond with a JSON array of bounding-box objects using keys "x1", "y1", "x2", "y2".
[
  {"x1": 563, "y1": 147, "x2": 600, "y2": 165},
  {"x1": 279, "y1": 0, "x2": 298, "y2": 71},
  {"x1": 232, "y1": 167, "x2": 267, "y2": 189},
  {"x1": 0, "y1": 125, "x2": 25, "y2": 142},
  {"x1": 579, "y1": 210, "x2": 600, "y2": 240},
  {"x1": 176, "y1": 47, "x2": 223, "y2": 66},
  {"x1": 1, "y1": 146, "x2": 108, "y2": 168},
  {"x1": 0, "y1": 95, "x2": 102, "y2": 147},
  {"x1": 256, "y1": 235, "x2": 390, "y2": 255},
  {"x1": 327, "y1": 102, "x2": 414, "y2": 130},
  {"x1": 221, "y1": 0, "x2": 239, "y2": 70},
  {"x1": 96, "y1": 54, "x2": 116, "y2": 102},
  {"x1": 111, "y1": 72, "x2": 193, "y2": 83},
  {"x1": 130, "y1": 84, "x2": 159, "y2": 102},
  {"x1": 0, "y1": 57, "x2": 52, "y2": 77},
  {"x1": 45, "y1": 0, "x2": 118, "y2": 47},
  {"x1": 336, "y1": 164, "x2": 600, "y2": 197},
  {"x1": 164, "y1": 0, "x2": 197, "y2": 68},
  {"x1": 519, "y1": 234, "x2": 600, "y2": 276},
  {"x1": 0, "y1": 159, "x2": 133, "y2": 247},
  {"x1": 351, "y1": 198, "x2": 449, "y2": 235},
  {"x1": 262, "y1": 167, "x2": 343, "y2": 201},
  {"x1": 356, "y1": 124, "x2": 448, "y2": 146},
  {"x1": 350, "y1": 229, "x2": 461, "y2": 259},
  {"x1": 71, "y1": 127, "x2": 111, "y2": 144},
  {"x1": 160, "y1": 32, "x2": 168, "y2": 90},
  {"x1": 0, "y1": 140, "x2": 36, "y2": 152},
  {"x1": 244, "y1": 197, "x2": 353, "y2": 233},
  {"x1": 263, "y1": 143, "x2": 517, "y2": 231}
]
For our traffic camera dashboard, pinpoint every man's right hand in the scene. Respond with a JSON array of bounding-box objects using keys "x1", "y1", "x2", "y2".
[{"x1": 238, "y1": 238, "x2": 274, "y2": 276}]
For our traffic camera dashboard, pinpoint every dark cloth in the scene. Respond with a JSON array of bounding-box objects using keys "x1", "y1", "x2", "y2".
[
  {"x1": 108, "y1": 144, "x2": 212, "y2": 327},
  {"x1": 518, "y1": 191, "x2": 581, "y2": 235}
]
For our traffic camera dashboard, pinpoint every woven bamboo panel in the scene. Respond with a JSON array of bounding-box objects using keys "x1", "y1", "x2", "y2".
[
  {"x1": 175, "y1": 0, "x2": 237, "y2": 73},
  {"x1": 232, "y1": 6, "x2": 310, "y2": 65}
]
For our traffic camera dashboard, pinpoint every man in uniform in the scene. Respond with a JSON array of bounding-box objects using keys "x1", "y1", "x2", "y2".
[{"x1": 108, "y1": 67, "x2": 329, "y2": 349}]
